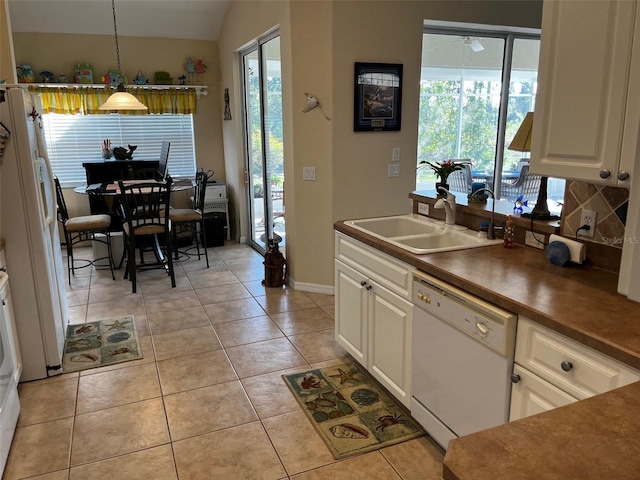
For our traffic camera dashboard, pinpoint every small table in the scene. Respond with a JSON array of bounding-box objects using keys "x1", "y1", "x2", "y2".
[
  {"x1": 74, "y1": 179, "x2": 196, "y2": 270},
  {"x1": 74, "y1": 178, "x2": 195, "y2": 195}
]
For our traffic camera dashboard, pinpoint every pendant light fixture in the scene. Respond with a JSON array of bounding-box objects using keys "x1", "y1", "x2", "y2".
[{"x1": 99, "y1": 0, "x2": 147, "y2": 111}]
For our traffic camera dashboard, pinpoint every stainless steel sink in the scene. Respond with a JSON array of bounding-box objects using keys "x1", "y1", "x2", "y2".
[{"x1": 346, "y1": 214, "x2": 501, "y2": 254}]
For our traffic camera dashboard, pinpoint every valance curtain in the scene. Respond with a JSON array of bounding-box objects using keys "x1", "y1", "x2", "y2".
[{"x1": 29, "y1": 86, "x2": 198, "y2": 115}]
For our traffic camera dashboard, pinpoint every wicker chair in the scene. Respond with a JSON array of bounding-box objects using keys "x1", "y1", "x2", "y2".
[
  {"x1": 447, "y1": 162, "x2": 473, "y2": 194},
  {"x1": 501, "y1": 165, "x2": 542, "y2": 202}
]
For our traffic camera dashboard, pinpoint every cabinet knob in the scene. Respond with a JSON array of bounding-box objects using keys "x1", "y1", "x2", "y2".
[
  {"x1": 1, "y1": 300, "x2": 5, "y2": 306},
  {"x1": 510, "y1": 373, "x2": 521, "y2": 383},
  {"x1": 599, "y1": 169, "x2": 611, "y2": 179},
  {"x1": 360, "y1": 280, "x2": 367, "y2": 287},
  {"x1": 365, "y1": 284, "x2": 372, "y2": 291},
  {"x1": 618, "y1": 170, "x2": 630, "y2": 181},
  {"x1": 561, "y1": 361, "x2": 573, "y2": 372}
]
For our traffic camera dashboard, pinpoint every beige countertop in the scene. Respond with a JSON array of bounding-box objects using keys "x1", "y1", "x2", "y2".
[{"x1": 334, "y1": 219, "x2": 640, "y2": 480}]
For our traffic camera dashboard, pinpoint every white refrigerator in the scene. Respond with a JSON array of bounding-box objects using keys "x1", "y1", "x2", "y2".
[{"x1": 0, "y1": 87, "x2": 69, "y2": 382}]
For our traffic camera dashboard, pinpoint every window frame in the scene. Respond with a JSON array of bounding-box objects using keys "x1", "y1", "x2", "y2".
[{"x1": 419, "y1": 22, "x2": 542, "y2": 199}]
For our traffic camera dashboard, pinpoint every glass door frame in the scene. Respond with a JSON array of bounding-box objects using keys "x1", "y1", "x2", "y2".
[{"x1": 239, "y1": 29, "x2": 283, "y2": 256}]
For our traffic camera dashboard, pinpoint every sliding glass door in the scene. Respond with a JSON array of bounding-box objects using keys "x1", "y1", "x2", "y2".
[{"x1": 241, "y1": 32, "x2": 284, "y2": 255}]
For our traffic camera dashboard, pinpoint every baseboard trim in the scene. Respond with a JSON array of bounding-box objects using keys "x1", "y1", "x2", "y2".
[{"x1": 288, "y1": 278, "x2": 334, "y2": 295}]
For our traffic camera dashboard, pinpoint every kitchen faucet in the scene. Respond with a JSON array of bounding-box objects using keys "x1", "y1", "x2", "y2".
[
  {"x1": 474, "y1": 187, "x2": 503, "y2": 240},
  {"x1": 434, "y1": 187, "x2": 456, "y2": 225}
]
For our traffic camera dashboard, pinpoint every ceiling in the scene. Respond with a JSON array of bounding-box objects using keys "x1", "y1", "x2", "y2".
[{"x1": 8, "y1": 0, "x2": 231, "y2": 41}]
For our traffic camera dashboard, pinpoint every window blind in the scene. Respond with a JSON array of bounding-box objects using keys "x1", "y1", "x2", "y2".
[{"x1": 42, "y1": 113, "x2": 196, "y2": 186}]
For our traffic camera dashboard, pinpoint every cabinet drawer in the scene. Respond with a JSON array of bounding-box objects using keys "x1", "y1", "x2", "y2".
[
  {"x1": 515, "y1": 318, "x2": 640, "y2": 400},
  {"x1": 335, "y1": 232, "x2": 414, "y2": 299},
  {"x1": 509, "y1": 364, "x2": 577, "y2": 422}
]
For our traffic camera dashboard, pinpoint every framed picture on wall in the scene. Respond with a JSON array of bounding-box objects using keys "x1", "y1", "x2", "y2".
[{"x1": 353, "y1": 62, "x2": 403, "y2": 131}]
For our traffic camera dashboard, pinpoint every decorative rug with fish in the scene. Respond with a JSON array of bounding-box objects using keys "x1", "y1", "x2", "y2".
[
  {"x1": 282, "y1": 361, "x2": 424, "y2": 459},
  {"x1": 62, "y1": 316, "x2": 142, "y2": 373}
]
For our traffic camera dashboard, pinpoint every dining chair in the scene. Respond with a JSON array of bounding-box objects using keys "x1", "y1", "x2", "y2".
[
  {"x1": 117, "y1": 177, "x2": 175, "y2": 293},
  {"x1": 168, "y1": 170, "x2": 209, "y2": 267},
  {"x1": 157, "y1": 141, "x2": 171, "y2": 181},
  {"x1": 501, "y1": 165, "x2": 542, "y2": 202},
  {"x1": 54, "y1": 176, "x2": 115, "y2": 283}
]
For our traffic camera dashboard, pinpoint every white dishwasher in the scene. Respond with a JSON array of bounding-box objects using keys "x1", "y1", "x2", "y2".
[{"x1": 411, "y1": 271, "x2": 517, "y2": 450}]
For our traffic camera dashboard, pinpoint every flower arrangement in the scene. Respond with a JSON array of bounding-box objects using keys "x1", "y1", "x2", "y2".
[{"x1": 419, "y1": 159, "x2": 469, "y2": 184}]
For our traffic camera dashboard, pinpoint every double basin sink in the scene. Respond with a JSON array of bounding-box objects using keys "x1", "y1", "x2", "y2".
[{"x1": 345, "y1": 214, "x2": 501, "y2": 254}]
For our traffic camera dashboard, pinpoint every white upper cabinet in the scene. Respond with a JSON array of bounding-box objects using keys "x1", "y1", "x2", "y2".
[{"x1": 531, "y1": 0, "x2": 640, "y2": 185}]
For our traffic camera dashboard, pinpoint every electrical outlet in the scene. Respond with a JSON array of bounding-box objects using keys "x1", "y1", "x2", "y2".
[
  {"x1": 525, "y1": 231, "x2": 544, "y2": 249},
  {"x1": 388, "y1": 164, "x2": 400, "y2": 177},
  {"x1": 418, "y1": 203, "x2": 429, "y2": 215},
  {"x1": 578, "y1": 209, "x2": 597, "y2": 238}
]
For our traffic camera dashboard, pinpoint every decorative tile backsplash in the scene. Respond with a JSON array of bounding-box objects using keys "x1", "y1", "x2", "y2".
[{"x1": 561, "y1": 181, "x2": 629, "y2": 248}]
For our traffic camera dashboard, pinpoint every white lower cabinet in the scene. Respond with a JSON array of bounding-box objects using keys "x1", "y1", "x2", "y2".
[
  {"x1": 335, "y1": 233, "x2": 413, "y2": 407},
  {"x1": 510, "y1": 363, "x2": 577, "y2": 420},
  {"x1": 510, "y1": 318, "x2": 640, "y2": 421}
]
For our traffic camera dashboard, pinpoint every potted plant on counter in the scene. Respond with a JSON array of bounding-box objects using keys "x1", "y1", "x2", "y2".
[{"x1": 419, "y1": 159, "x2": 469, "y2": 194}]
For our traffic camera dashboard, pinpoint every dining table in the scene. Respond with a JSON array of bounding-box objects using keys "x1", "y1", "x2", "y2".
[
  {"x1": 74, "y1": 178, "x2": 196, "y2": 270},
  {"x1": 73, "y1": 178, "x2": 196, "y2": 196}
]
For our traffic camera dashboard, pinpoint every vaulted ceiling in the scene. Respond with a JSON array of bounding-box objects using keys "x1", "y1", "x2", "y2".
[{"x1": 8, "y1": 0, "x2": 231, "y2": 41}]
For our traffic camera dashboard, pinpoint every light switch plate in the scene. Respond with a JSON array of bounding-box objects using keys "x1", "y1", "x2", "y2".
[
  {"x1": 303, "y1": 166, "x2": 316, "y2": 181},
  {"x1": 392, "y1": 148, "x2": 400, "y2": 162},
  {"x1": 388, "y1": 164, "x2": 400, "y2": 177}
]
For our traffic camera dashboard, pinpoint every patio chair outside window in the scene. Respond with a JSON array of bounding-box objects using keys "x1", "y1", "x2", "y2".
[
  {"x1": 501, "y1": 165, "x2": 542, "y2": 202},
  {"x1": 447, "y1": 161, "x2": 473, "y2": 194}
]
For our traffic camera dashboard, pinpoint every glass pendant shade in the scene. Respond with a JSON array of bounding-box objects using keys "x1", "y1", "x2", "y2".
[{"x1": 99, "y1": 86, "x2": 148, "y2": 111}]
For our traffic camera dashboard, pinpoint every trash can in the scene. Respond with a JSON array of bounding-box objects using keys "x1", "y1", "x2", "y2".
[{"x1": 202, "y1": 214, "x2": 225, "y2": 247}]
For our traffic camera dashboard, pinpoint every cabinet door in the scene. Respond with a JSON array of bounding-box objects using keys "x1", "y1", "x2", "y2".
[
  {"x1": 334, "y1": 260, "x2": 368, "y2": 365},
  {"x1": 510, "y1": 364, "x2": 577, "y2": 421},
  {"x1": 531, "y1": 0, "x2": 636, "y2": 184},
  {"x1": 368, "y1": 280, "x2": 413, "y2": 408}
]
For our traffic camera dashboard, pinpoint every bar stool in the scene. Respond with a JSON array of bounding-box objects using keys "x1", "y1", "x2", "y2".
[{"x1": 54, "y1": 176, "x2": 115, "y2": 283}]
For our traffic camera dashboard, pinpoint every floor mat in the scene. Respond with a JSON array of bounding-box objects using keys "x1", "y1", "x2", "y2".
[
  {"x1": 62, "y1": 316, "x2": 142, "y2": 373},
  {"x1": 283, "y1": 361, "x2": 424, "y2": 459}
]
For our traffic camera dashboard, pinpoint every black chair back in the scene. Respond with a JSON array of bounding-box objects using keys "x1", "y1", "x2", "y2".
[
  {"x1": 118, "y1": 177, "x2": 173, "y2": 232},
  {"x1": 53, "y1": 175, "x2": 70, "y2": 224},
  {"x1": 193, "y1": 170, "x2": 208, "y2": 212},
  {"x1": 157, "y1": 141, "x2": 171, "y2": 181}
]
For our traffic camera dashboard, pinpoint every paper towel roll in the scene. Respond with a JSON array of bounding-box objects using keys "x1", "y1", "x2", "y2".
[{"x1": 549, "y1": 234, "x2": 586, "y2": 264}]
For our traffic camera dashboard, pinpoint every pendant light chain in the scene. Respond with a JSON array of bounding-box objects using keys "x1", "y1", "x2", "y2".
[
  {"x1": 111, "y1": 0, "x2": 123, "y2": 85},
  {"x1": 99, "y1": 0, "x2": 148, "y2": 110}
]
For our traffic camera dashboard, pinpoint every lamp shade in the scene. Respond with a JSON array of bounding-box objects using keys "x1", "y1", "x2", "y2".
[
  {"x1": 508, "y1": 112, "x2": 533, "y2": 152},
  {"x1": 99, "y1": 90, "x2": 148, "y2": 111}
]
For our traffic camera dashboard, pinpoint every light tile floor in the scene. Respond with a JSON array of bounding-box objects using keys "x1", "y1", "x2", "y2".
[{"x1": 4, "y1": 242, "x2": 444, "y2": 479}]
